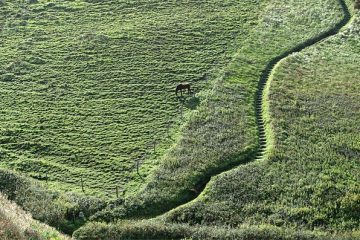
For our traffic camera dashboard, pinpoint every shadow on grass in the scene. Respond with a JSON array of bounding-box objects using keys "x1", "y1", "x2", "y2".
[{"x1": 177, "y1": 94, "x2": 200, "y2": 110}]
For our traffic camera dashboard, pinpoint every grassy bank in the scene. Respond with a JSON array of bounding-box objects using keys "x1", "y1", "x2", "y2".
[
  {"x1": 0, "y1": 192, "x2": 70, "y2": 240},
  {"x1": 0, "y1": 169, "x2": 105, "y2": 234},
  {"x1": 74, "y1": 0, "x2": 360, "y2": 238}
]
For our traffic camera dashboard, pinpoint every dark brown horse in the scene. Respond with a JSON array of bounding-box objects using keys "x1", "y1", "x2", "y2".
[{"x1": 176, "y1": 83, "x2": 191, "y2": 96}]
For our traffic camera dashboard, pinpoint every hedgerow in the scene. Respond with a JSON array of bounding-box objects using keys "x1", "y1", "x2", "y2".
[{"x1": 73, "y1": 220, "x2": 360, "y2": 240}]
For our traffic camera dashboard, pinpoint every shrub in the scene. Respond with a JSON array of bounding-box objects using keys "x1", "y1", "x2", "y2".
[{"x1": 0, "y1": 169, "x2": 106, "y2": 234}]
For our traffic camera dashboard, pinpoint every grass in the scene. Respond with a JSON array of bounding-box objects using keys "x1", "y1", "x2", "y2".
[
  {"x1": 1, "y1": 0, "x2": 359, "y2": 239},
  {"x1": 0, "y1": 192, "x2": 70, "y2": 240},
  {"x1": 162, "y1": 1, "x2": 360, "y2": 234},
  {"x1": 91, "y1": 0, "x2": 348, "y2": 220},
  {"x1": 0, "y1": 0, "x2": 265, "y2": 198}
]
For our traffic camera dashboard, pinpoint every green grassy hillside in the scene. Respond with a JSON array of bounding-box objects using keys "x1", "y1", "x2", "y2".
[
  {"x1": 92, "y1": 0, "x2": 348, "y2": 220},
  {"x1": 0, "y1": 0, "x2": 263, "y2": 197},
  {"x1": 74, "y1": 0, "x2": 360, "y2": 239},
  {"x1": 1, "y1": 0, "x2": 359, "y2": 239}
]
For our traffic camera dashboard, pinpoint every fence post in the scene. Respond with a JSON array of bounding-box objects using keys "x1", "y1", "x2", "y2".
[
  {"x1": 136, "y1": 159, "x2": 140, "y2": 175},
  {"x1": 153, "y1": 141, "x2": 157, "y2": 153},
  {"x1": 81, "y1": 177, "x2": 85, "y2": 193}
]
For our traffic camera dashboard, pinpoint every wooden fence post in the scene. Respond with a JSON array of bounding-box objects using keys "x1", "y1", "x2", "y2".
[
  {"x1": 153, "y1": 141, "x2": 157, "y2": 153},
  {"x1": 136, "y1": 159, "x2": 140, "y2": 175},
  {"x1": 81, "y1": 177, "x2": 85, "y2": 193}
]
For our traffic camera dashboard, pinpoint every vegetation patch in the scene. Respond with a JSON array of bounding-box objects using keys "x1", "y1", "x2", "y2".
[{"x1": 0, "y1": 191, "x2": 70, "y2": 240}]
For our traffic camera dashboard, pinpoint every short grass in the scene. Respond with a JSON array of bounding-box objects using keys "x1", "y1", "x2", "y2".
[
  {"x1": 164, "y1": 5, "x2": 360, "y2": 233},
  {"x1": 0, "y1": 0, "x2": 263, "y2": 198},
  {"x1": 93, "y1": 0, "x2": 347, "y2": 219}
]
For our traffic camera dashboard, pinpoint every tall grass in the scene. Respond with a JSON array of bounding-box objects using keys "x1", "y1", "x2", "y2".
[
  {"x1": 79, "y1": 0, "x2": 360, "y2": 238},
  {"x1": 1, "y1": 0, "x2": 359, "y2": 239},
  {"x1": 0, "y1": 192, "x2": 70, "y2": 240}
]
